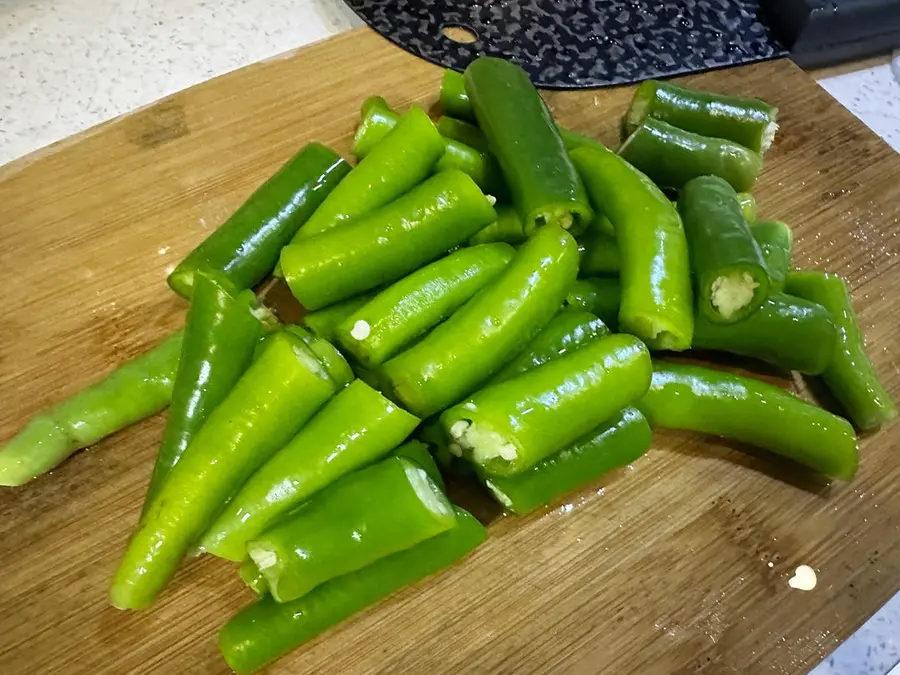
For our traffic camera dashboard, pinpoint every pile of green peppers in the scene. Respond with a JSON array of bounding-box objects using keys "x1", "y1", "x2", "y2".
[{"x1": 0, "y1": 53, "x2": 895, "y2": 675}]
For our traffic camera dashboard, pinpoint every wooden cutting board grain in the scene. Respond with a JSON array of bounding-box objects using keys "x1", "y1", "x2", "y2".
[{"x1": 0, "y1": 28, "x2": 898, "y2": 675}]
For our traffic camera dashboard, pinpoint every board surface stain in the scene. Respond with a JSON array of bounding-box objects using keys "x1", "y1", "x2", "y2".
[{"x1": 0, "y1": 27, "x2": 898, "y2": 675}]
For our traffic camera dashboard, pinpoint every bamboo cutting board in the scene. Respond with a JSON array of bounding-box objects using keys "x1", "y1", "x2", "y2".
[{"x1": 0, "y1": 28, "x2": 898, "y2": 675}]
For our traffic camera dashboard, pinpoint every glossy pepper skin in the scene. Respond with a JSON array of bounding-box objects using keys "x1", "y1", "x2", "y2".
[
  {"x1": 437, "y1": 116, "x2": 490, "y2": 152},
  {"x1": 464, "y1": 57, "x2": 594, "y2": 234},
  {"x1": 693, "y1": 293, "x2": 838, "y2": 374},
  {"x1": 382, "y1": 225, "x2": 579, "y2": 418},
  {"x1": 442, "y1": 334, "x2": 652, "y2": 477},
  {"x1": 200, "y1": 380, "x2": 420, "y2": 561},
  {"x1": 490, "y1": 310, "x2": 610, "y2": 384},
  {"x1": 109, "y1": 333, "x2": 337, "y2": 609},
  {"x1": 679, "y1": 176, "x2": 769, "y2": 324},
  {"x1": 247, "y1": 457, "x2": 455, "y2": 603},
  {"x1": 737, "y1": 192, "x2": 757, "y2": 223},
  {"x1": 352, "y1": 97, "x2": 506, "y2": 195},
  {"x1": 638, "y1": 362, "x2": 858, "y2": 480},
  {"x1": 578, "y1": 228, "x2": 620, "y2": 276},
  {"x1": 623, "y1": 80, "x2": 779, "y2": 154},
  {"x1": 143, "y1": 276, "x2": 263, "y2": 514},
  {"x1": 240, "y1": 558, "x2": 268, "y2": 597},
  {"x1": 619, "y1": 117, "x2": 763, "y2": 192},
  {"x1": 168, "y1": 143, "x2": 349, "y2": 298},
  {"x1": 293, "y1": 106, "x2": 445, "y2": 241},
  {"x1": 277, "y1": 326, "x2": 355, "y2": 389},
  {"x1": 751, "y1": 219, "x2": 792, "y2": 293},
  {"x1": 564, "y1": 278, "x2": 621, "y2": 329},
  {"x1": 281, "y1": 170, "x2": 496, "y2": 310},
  {"x1": 391, "y1": 440, "x2": 445, "y2": 490},
  {"x1": 301, "y1": 295, "x2": 374, "y2": 342},
  {"x1": 468, "y1": 205, "x2": 528, "y2": 246},
  {"x1": 219, "y1": 507, "x2": 486, "y2": 675},
  {"x1": 0, "y1": 332, "x2": 182, "y2": 487},
  {"x1": 481, "y1": 407, "x2": 651, "y2": 514},
  {"x1": 570, "y1": 144, "x2": 693, "y2": 350},
  {"x1": 335, "y1": 243, "x2": 514, "y2": 367},
  {"x1": 786, "y1": 271, "x2": 898, "y2": 430}
]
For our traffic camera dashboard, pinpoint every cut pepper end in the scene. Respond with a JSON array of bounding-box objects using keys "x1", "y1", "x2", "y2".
[
  {"x1": 709, "y1": 271, "x2": 760, "y2": 321},
  {"x1": 483, "y1": 479, "x2": 514, "y2": 510},
  {"x1": 450, "y1": 418, "x2": 520, "y2": 470},
  {"x1": 402, "y1": 460, "x2": 455, "y2": 522},
  {"x1": 760, "y1": 117, "x2": 779, "y2": 154}
]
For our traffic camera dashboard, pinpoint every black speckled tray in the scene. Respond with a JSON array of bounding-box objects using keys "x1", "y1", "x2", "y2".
[{"x1": 341, "y1": 0, "x2": 788, "y2": 88}]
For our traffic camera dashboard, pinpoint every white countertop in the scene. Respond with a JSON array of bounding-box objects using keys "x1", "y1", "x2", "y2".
[{"x1": 1, "y1": 1, "x2": 899, "y2": 672}]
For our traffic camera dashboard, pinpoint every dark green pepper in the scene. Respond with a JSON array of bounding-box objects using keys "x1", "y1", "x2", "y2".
[
  {"x1": 335, "y1": 243, "x2": 514, "y2": 366},
  {"x1": 301, "y1": 295, "x2": 374, "y2": 342},
  {"x1": 578, "y1": 228, "x2": 620, "y2": 276},
  {"x1": 201, "y1": 379, "x2": 419, "y2": 561},
  {"x1": 352, "y1": 97, "x2": 506, "y2": 195},
  {"x1": 468, "y1": 205, "x2": 528, "y2": 246},
  {"x1": 0, "y1": 332, "x2": 183, "y2": 487},
  {"x1": 638, "y1": 361, "x2": 858, "y2": 480},
  {"x1": 168, "y1": 143, "x2": 349, "y2": 298},
  {"x1": 623, "y1": 80, "x2": 779, "y2": 154},
  {"x1": 143, "y1": 275, "x2": 264, "y2": 514},
  {"x1": 679, "y1": 175, "x2": 769, "y2": 324},
  {"x1": 109, "y1": 333, "x2": 337, "y2": 609},
  {"x1": 490, "y1": 310, "x2": 610, "y2": 384},
  {"x1": 382, "y1": 224, "x2": 579, "y2": 418},
  {"x1": 570, "y1": 144, "x2": 693, "y2": 350},
  {"x1": 442, "y1": 334, "x2": 651, "y2": 476},
  {"x1": 464, "y1": 57, "x2": 594, "y2": 234},
  {"x1": 786, "y1": 271, "x2": 897, "y2": 430},
  {"x1": 751, "y1": 219, "x2": 792, "y2": 294},
  {"x1": 563, "y1": 277, "x2": 621, "y2": 328},
  {"x1": 693, "y1": 293, "x2": 837, "y2": 374},
  {"x1": 218, "y1": 507, "x2": 486, "y2": 675},
  {"x1": 480, "y1": 407, "x2": 651, "y2": 514},
  {"x1": 619, "y1": 117, "x2": 763, "y2": 192},
  {"x1": 294, "y1": 106, "x2": 445, "y2": 241},
  {"x1": 281, "y1": 170, "x2": 497, "y2": 310},
  {"x1": 246, "y1": 456, "x2": 454, "y2": 603}
]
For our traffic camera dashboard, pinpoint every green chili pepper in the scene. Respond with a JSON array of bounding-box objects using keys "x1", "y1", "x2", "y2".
[
  {"x1": 570, "y1": 145, "x2": 693, "y2": 350},
  {"x1": 490, "y1": 310, "x2": 610, "y2": 384},
  {"x1": 563, "y1": 278, "x2": 620, "y2": 328},
  {"x1": 437, "y1": 116, "x2": 489, "y2": 152},
  {"x1": 439, "y1": 69, "x2": 594, "y2": 152},
  {"x1": 638, "y1": 362, "x2": 858, "y2": 479},
  {"x1": 693, "y1": 293, "x2": 837, "y2": 374},
  {"x1": 352, "y1": 97, "x2": 506, "y2": 195},
  {"x1": 441, "y1": 70, "x2": 474, "y2": 120},
  {"x1": 619, "y1": 118, "x2": 763, "y2": 192},
  {"x1": 301, "y1": 295, "x2": 374, "y2": 342},
  {"x1": 293, "y1": 106, "x2": 445, "y2": 242},
  {"x1": 679, "y1": 175, "x2": 769, "y2": 324},
  {"x1": 468, "y1": 205, "x2": 528, "y2": 246},
  {"x1": 240, "y1": 558, "x2": 268, "y2": 597},
  {"x1": 416, "y1": 418, "x2": 475, "y2": 477},
  {"x1": 109, "y1": 333, "x2": 336, "y2": 609},
  {"x1": 247, "y1": 457, "x2": 454, "y2": 603},
  {"x1": 737, "y1": 192, "x2": 757, "y2": 223},
  {"x1": 443, "y1": 334, "x2": 651, "y2": 476},
  {"x1": 281, "y1": 170, "x2": 496, "y2": 310},
  {"x1": 786, "y1": 271, "x2": 898, "y2": 430},
  {"x1": 277, "y1": 326, "x2": 355, "y2": 389},
  {"x1": 335, "y1": 243, "x2": 514, "y2": 367},
  {"x1": 168, "y1": 143, "x2": 349, "y2": 298},
  {"x1": 464, "y1": 57, "x2": 594, "y2": 234},
  {"x1": 751, "y1": 220, "x2": 792, "y2": 294},
  {"x1": 391, "y1": 440, "x2": 445, "y2": 490},
  {"x1": 480, "y1": 407, "x2": 651, "y2": 514},
  {"x1": 219, "y1": 507, "x2": 485, "y2": 675},
  {"x1": 623, "y1": 80, "x2": 779, "y2": 154},
  {"x1": 143, "y1": 276, "x2": 263, "y2": 514},
  {"x1": 0, "y1": 332, "x2": 183, "y2": 487},
  {"x1": 578, "y1": 228, "x2": 620, "y2": 276},
  {"x1": 200, "y1": 379, "x2": 419, "y2": 561},
  {"x1": 382, "y1": 224, "x2": 579, "y2": 418}
]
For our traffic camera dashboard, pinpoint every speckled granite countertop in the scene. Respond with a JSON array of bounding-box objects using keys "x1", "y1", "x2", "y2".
[{"x1": 1, "y1": 1, "x2": 898, "y2": 672}]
